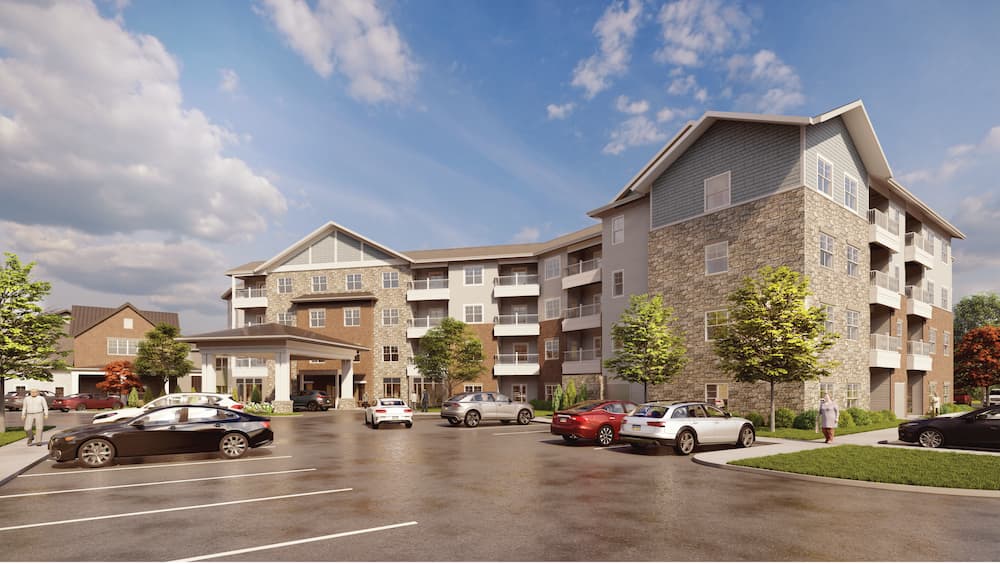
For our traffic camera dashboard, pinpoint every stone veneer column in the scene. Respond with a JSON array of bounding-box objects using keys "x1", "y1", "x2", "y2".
[
  {"x1": 273, "y1": 351, "x2": 292, "y2": 413},
  {"x1": 339, "y1": 359, "x2": 357, "y2": 408}
]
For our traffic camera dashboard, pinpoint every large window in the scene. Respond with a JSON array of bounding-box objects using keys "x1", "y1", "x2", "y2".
[
  {"x1": 464, "y1": 304, "x2": 483, "y2": 323},
  {"x1": 544, "y1": 298, "x2": 561, "y2": 320},
  {"x1": 346, "y1": 273, "x2": 362, "y2": 291},
  {"x1": 846, "y1": 383, "x2": 860, "y2": 408},
  {"x1": 705, "y1": 241, "x2": 728, "y2": 275},
  {"x1": 846, "y1": 245, "x2": 860, "y2": 277},
  {"x1": 544, "y1": 257, "x2": 561, "y2": 280},
  {"x1": 544, "y1": 338, "x2": 559, "y2": 360},
  {"x1": 464, "y1": 383, "x2": 483, "y2": 393},
  {"x1": 277, "y1": 278, "x2": 292, "y2": 294},
  {"x1": 845, "y1": 310, "x2": 859, "y2": 340},
  {"x1": 612, "y1": 215, "x2": 625, "y2": 245},
  {"x1": 344, "y1": 307, "x2": 361, "y2": 327},
  {"x1": 382, "y1": 345, "x2": 399, "y2": 362},
  {"x1": 612, "y1": 270, "x2": 624, "y2": 297},
  {"x1": 383, "y1": 378, "x2": 401, "y2": 398},
  {"x1": 944, "y1": 332, "x2": 951, "y2": 356},
  {"x1": 277, "y1": 311, "x2": 296, "y2": 326},
  {"x1": 704, "y1": 171, "x2": 731, "y2": 212},
  {"x1": 309, "y1": 309, "x2": 325, "y2": 328},
  {"x1": 705, "y1": 310, "x2": 729, "y2": 341},
  {"x1": 511, "y1": 384, "x2": 527, "y2": 402},
  {"x1": 107, "y1": 337, "x2": 140, "y2": 356},
  {"x1": 312, "y1": 275, "x2": 328, "y2": 292},
  {"x1": 382, "y1": 308, "x2": 399, "y2": 326},
  {"x1": 464, "y1": 266, "x2": 483, "y2": 286},
  {"x1": 705, "y1": 383, "x2": 729, "y2": 409},
  {"x1": 382, "y1": 271, "x2": 399, "y2": 289},
  {"x1": 929, "y1": 328, "x2": 937, "y2": 355},
  {"x1": 843, "y1": 174, "x2": 858, "y2": 211},
  {"x1": 817, "y1": 155, "x2": 833, "y2": 196},
  {"x1": 544, "y1": 384, "x2": 558, "y2": 401},
  {"x1": 819, "y1": 233, "x2": 834, "y2": 268}
]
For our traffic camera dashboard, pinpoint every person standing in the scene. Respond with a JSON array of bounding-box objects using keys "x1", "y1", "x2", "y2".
[
  {"x1": 819, "y1": 393, "x2": 839, "y2": 444},
  {"x1": 421, "y1": 389, "x2": 430, "y2": 413},
  {"x1": 22, "y1": 389, "x2": 49, "y2": 446}
]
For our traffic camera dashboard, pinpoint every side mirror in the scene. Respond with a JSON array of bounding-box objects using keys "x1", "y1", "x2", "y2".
[
  {"x1": 724, "y1": 412, "x2": 732, "y2": 418},
  {"x1": 129, "y1": 420, "x2": 145, "y2": 428},
  {"x1": 508, "y1": 399, "x2": 513, "y2": 403}
]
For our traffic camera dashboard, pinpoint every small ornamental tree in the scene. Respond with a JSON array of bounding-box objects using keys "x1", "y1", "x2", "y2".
[
  {"x1": 954, "y1": 325, "x2": 1000, "y2": 402},
  {"x1": 552, "y1": 384, "x2": 564, "y2": 412},
  {"x1": 414, "y1": 318, "x2": 485, "y2": 400},
  {"x1": 713, "y1": 266, "x2": 838, "y2": 431},
  {"x1": 127, "y1": 387, "x2": 141, "y2": 407},
  {"x1": 251, "y1": 384, "x2": 262, "y2": 403},
  {"x1": 578, "y1": 382, "x2": 588, "y2": 402},
  {"x1": 97, "y1": 360, "x2": 143, "y2": 398},
  {"x1": 143, "y1": 387, "x2": 155, "y2": 404},
  {"x1": 604, "y1": 294, "x2": 688, "y2": 402},
  {"x1": 564, "y1": 379, "x2": 578, "y2": 407},
  {"x1": 134, "y1": 323, "x2": 193, "y2": 395},
  {"x1": 954, "y1": 292, "x2": 1000, "y2": 343}
]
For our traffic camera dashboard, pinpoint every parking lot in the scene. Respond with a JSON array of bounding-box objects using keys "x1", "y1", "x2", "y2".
[{"x1": 2, "y1": 410, "x2": 999, "y2": 561}]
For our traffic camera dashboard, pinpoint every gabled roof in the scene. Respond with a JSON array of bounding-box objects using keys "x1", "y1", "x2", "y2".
[
  {"x1": 225, "y1": 261, "x2": 265, "y2": 276},
  {"x1": 243, "y1": 221, "x2": 413, "y2": 275},
  {"x1": 69, "y1": 304, "x2": 180, "y2": 337}
]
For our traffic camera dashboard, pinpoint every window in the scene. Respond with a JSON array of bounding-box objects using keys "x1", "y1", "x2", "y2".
[
  {"x1": 929, "y1": 328, "x2": 937, "y2": 355},
  {"x1": 612, "y1": 215, "x2": 625, "y2": 245},
  {"x1": 544, "y1": 338, "x2": 559, "y2": 360},
  {"x1": 382, "y1": 346, "x2": 399, "y2": 362},
  {"x1": 464, "y1": 383, "x2": 483, "y2": 393},
  {"x1": 382, "y1": 271, "x2": 399, "y2": 289},
  {"x1": 308, "y1": 360, "x2": 324, "y2": 364},
  {"x1": 346, "y1": 273, "x2": 362, "y2": 291},
  {"x1": 383, "y1": 378, "x2": 401, "y2": 398},
  {"x1": 705, "y1": 241, "x2": 728, "y2": 275},
  {"x1": 845, "y1": 310, "x2": 859, "y2": 340},
  {"x1": 706, "y1": 383, "x2": 729, "y2": 409},
  {"x1": 544, "y1": 257, "x2": 561, "y2": 280},
  {"x1": 107, "y1": 337, "x2": 140, "y2": 355},
  {"x1": 705, "y1": 310, "x2": 729, "y2": 340},
  {"x1": 944, "y1": 332, "x2": 951, "y2": 356},
  {"x1": 943, "y1": 382, "x2": 951, "y2": 404},
  {"x1": 896, "y1": 319, "x2": 903, "y2": 350},
  {"x1": 941, "y1": 288, "x2": 949, "y2": 310},
  {"x1": 277, "y1": 278, "x2": 292, "y2": 294},
  {"x1": 927, "y1": 280, "x2": 935, "y2": 300},
  {"x1": 942, "y1": 241, "x2": 950, "y2": 263},
  {"x1": 544, "y1": 298, "x2": 561, "y2": 320},
  {"x1": 819, "y1": 233, "x2": 834, "y2": 268},
  {"x1": 823, "y1": 304, "x2": 835, "y2": 333},
  {"x1": 544, "y1": 384, "x2": 558, "y2": 401},
  {"x1": 464, "y1": 304, "x2": 483, "y2": 323},
  {"x1": 382, "y1": 308, "x2": 399, "y2": 326},
  {"x1": 612, "y1": 270, "x2": 624, "y2": 297},
  {"x1": 819, "y1": 382, "x2": 834, "y2": 400},
  {"x1": 511, "y1": 384, "x2": 527, "y2": 402},
  {"x1": 309, "y1": 309, "x2": 325, "y2": 328},
  {"x1": 843, "y1": 174, "x2": 858, "y2": 211},
  {"x1": 312, "y1": 275, "x2": 328, "y2": 292},
  {"x1": 123, "y1": 318, "x2": 133, "y2": 330},
  {"x1": 817, "y1": 155, "x2": 833, "y2": 196},
  {"x1": 846, "y1": 245, "x2": 860, "y2": 277},
  {"x1": 277, "y1": 311, "x2": 296, "y2": 326},
  {"x1": 354, "y1": 351, "x2": 361, "y2": 362},
  {"x1": 846, "y1": 383, "x2": 860, "y2": 408},
  {"x1": 704, "y1": 171, "x2": 731, "y2": 212},
  {"x1": 464, "y1": 266, "x2": 483, "y2": 286},
  {"x1": 344, "y1": 307, "x2": 361, "y2": 327}
]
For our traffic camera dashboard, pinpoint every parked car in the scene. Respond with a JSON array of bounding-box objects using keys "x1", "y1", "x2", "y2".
[
  {"x1": 618, "y1": 401, "x2": 756, "y2": 455},
  {"x1": 987, "y1": 389, "x2": 1000, "y2": 407},
  {"x1": 52, "y1": 393, "x2": 122, "y2": 412},
  {"x1": 953, "y1": 391, "x2": 972, "y2": 406},
  {"x1": 49, "y1": 405, "x2": 273, "y2": 468},
  {"x1": 440, "y1": 392, "x2": 534, "y2": 427},
  {"x1": 4, "y1": 390, "x2": 58, "y2": 411},
  {"x1": 291, "y1": 390, "x2": 333, "y2": 411},
  {"x1": 550, "y1": 399, "x2": 639, "y2": 446},
  {"x1": 897, "y1": 406, "x2": 1000, "y2": 448},
  {"x1": 93, "y1": 392, "x2": 243, "y2": 424},
  {"x1": 364, "y1": 398, "x2": 413, "y2": 429}
]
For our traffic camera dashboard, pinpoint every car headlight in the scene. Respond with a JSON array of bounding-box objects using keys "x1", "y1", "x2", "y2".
[{"x1": 60, "y1": 436, "x2": 75, "y2": 442}]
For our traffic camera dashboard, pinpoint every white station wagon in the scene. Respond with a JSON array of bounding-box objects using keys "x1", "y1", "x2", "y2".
[
  {"x1": 364, "y1": 398, "x2": 413, "y2": 429},
  {"x1": 618, "y1": 401, "x2": 756, "y2": 455}
]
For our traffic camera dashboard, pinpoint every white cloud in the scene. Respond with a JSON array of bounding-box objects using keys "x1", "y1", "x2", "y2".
[
  {"x1": 256, "y1": 0, "x2": 419, "y2": 103},
  {"x1": 218, "y1": 68, "x2": 240, "y2": 93},
  {"x1": 694, "y1": 87, "x2": 708, "y2": 103},
  {"x1": 615, "y1": 95, "x2": 649, "y2": 115},
  {"x1": 727, "y1": 49, "x2": 804, "y2": 113},
  {"x1": 655, "y1": 0, "x2": 753, "y2": 67},
  {"x1": 546, "y1": 102, "x2": 576, "y2": 120},
  {"x1": 511, "y1": 226, "x2": 541, "y2": 243},
  {"x1": 603, "y1": 116, "x2": 668, "y2": 155},
  {"x1": 667, "y1": 74, "x2": 697, "y2": 95},
  {"x1": 570, "y1": 0, "x2": 643, "y2": 99},
  {"x1": 900, "y1": 125, "x2": 1000, "y2": 186},
  {"x1": 656, "y1": 107, "x2": 676, "y2": 122},
  {"x1": 0, "y1": 1, "x2": 286, "y2": 242}
]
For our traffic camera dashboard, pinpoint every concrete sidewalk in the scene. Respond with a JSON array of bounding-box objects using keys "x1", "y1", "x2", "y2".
[{"x1": 0, "y1": 427, "x2": 57, "y2": 488}]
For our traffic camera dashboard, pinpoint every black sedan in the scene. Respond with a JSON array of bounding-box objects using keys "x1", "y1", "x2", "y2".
[
  {"x1": 49, "y1": 405, "x2": 273, "y2": 468},
  {"x1": 898, "y1": 406, "x2": 1000, "y2": 449}
]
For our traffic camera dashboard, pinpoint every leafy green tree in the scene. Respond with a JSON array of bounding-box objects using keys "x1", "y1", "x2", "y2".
[
  {"x1": 552, "y1": 384, "x2": 564, "y2": 412},
  {"x1": 578, "y1": 382, "x2": 588, "y2": 402},
  {"x1": 954, "y1": 292, "x2": 1000, "y2": 343},
  {"x1": 231, "y1": 387, "x2": 240, "y2": 402},
  {"x1": 564, "y1": 379, "x2": 578, "y2": 407},
  {"x1": 127, "y1": 387, "x2": 141, "y2": 408},
  {"x1": 604, "y1": 294, "x2": 688, "y2": 402},
  {"x1": 413, "y1": 318, "x2": 485, "y2": 401},
  {"x1": 713, "y1": 266, "x2": 837, "y2": 431},
  {"x1": 251, "y1": 384, "x2": 262, "y2": 403},
  {"x1": 143, "y1": 387, "x2": 155, "y2": 404},
  {"x1": 134, "y1": 323, "x2": 193, "y2": 395},
  {"x1": 0, "y1": 253, "x2": 69, "y2": 433},
  {"x1": 954, "y1": 325, "x2": 1000, "y2": 402}
]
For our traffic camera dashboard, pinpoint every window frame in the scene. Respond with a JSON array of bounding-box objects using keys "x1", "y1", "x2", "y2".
[
  {"x1": 277, "y1": 277, "x2": 292, "y2": 294},
  {"x1": 343, "y1": 307, "x2": 361, "y2": 327},
  {"x1": 816, "y1": 155, "x2": 833, "y2": 196},
  {"x1": 464, "y1": 304, "x2": 484, "y2": 324},
  {"x1": 464, "y1": 383, "x2": 484, "y2": 393},
  {"x1": 823, "y1": 304, "x2": 835, "y2": 334},
  {"x1": 705, "y1": 310, "x2": 729, "y2": 341},
  {"x1": 843, "y1": 173, "x2": 859, "y2": 212},
  {"x1": 819, "y1": 232, "x2": 834, "y2": 269},
  {"x1": 703, "y1": 170, "x2": 732, "y2": 212},
  {"x1": 846, "y1": 244, "x2": 860, "y2": 277},
  {"x1": 311, "y1": 275, "x2": 328, "y2": 292},
  {"x1": 611, "y1": 270, "x2": 624, "y2": 298},
  {"x1": 382, "y1": 345, "x2": 400, "y2": 362},
  {"x1": 309, "y1": 309, "x2": 326, "y2": 328},
  {"x1": 544, "y1": 298, "x2": 561, "y2": 320},
  {"x1": 544, "y1": 257, "x2": 561, "y2": 280},
  {"x1": 381, "y1": 308, "x2": 399, "y2": 326},
  {"x1": 845, "y1": 309, "x2": 860, "y2": 340},
  {"x1": 611, "y1": 215, "x2": 625, "y2": 246},
  {"x1": 277, "y1": 311, "x2": 296, "y2": 326},
  {"x1": 345, "y1": 273, "x2": 362, "y2": 291},
  {"x1": 544, "y1": 338, "x2": 559, "y2": 360},
  {"x1": 704, "y1": 241, "x2": 728, "y2": 275},
  {"x1": 382, "y1": 271, "x2": 399, "y2": 289}
]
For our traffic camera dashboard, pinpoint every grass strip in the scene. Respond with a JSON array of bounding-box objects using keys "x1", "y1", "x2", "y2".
[
  {"x1": 756, "y1": 419, "x2": 900, "y2": 440},
  {"x1": 0, "y1": 426, "x2": 56, "y2": 448},
  {"x1": 730, "y1": 445, "x2": 1000, "y2": 490}
]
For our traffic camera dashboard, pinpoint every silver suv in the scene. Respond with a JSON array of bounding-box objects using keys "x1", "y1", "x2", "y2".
[{"x1": 440, "y1": 392, "x2": 534, "y2": 427}]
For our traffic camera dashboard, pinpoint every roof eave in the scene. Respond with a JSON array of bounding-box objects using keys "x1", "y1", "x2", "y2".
[{"x1": 885, "y1": 178, "x2": 966, "y2": 239}]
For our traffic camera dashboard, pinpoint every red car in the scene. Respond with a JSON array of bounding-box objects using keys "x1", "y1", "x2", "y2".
[
  {"x1": 550, "y1": 399, "x2": 639, "y2": 446},
  {"x1": 52, "y1": 393, "x2": 123, "y2": 412}
]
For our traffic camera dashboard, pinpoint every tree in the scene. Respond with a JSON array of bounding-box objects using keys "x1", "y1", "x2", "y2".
[
  {"x1": 551, "y1": 385, "x2": 564, "y2": 412},
  {"x1": 97, "y1": 360, "x2": 143, "y2": 398},
  {"x1": 134, "y1": 323, "x2": 193, "y2": 395},
  {"x1": 413, "y1": 318, "x2": 485, "y2": 401},
  {"x1": 954, "y1": 325, "x2": 1000, "y2": 402},
  {"x1": 564, "y1": 379, "x2": 578, "y2": 407},
  {"x1": 0, "y1": 253, "x2": 69, "y2": 433},
  {"x1": 954, "y1": 292, "x2": 1000, "y2": 343},
  {"x1": 713, "y1": 266, "x2": 837, "y2": 432},
  {"x1": 604, "y1": 294, "x2": 688, "y2": 402},
  {"x1": 127, "y1": 387, "x2": 141, "y2": 408}
]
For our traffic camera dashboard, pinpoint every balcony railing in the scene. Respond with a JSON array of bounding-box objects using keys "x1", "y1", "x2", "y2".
[
  {"x1": 409, "y1": 316, "x2": 445, "y2": 328},
  {"x1": 495, "y1": 273, "x2": 539, "y2": 286},
  {"x1": 234, "y1": 287, "x2": 267, "y2": 298},
  {"x1": 494, "y1": 313, "x2": 539, "y2": 325},
  {"x1": 495, "y1": 353, "x2": 539, "y2": 364},
  {"x1": 868, "y1": 270, "x2": 899, "y2": 292},
  {"x1": 908, "y1": 340, "x2": 933, "y2": 356},
  {"x1": 870, "y1": 333, "x2": 901, "y2": 351},
  {"x1": 234, "y1": 357, "x2": 267, "y2": 368},
  {"x1": 565, "y1": 258, "x2": 601, "y2": 277},
  {"x1": 564, "y1": 302, "x2": 601, "y2": 319},
  {"x1": 905, "y1": 285, "x2": 933, "y2": 303},
  {"x1": 905, "y1": 232, "x2": 934, "y2": 254},
  {"x1": 563, "y1": 348, "x2": 602, "y2": 362},
  {"x1": 409, "y1": 279, "x2": 449, "y2": 290},
  {"x1": 868, "y1": 209, "x2": 899, "y2": 235}
]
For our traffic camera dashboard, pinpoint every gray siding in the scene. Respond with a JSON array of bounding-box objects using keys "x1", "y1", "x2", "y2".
[
  {"x1": 651, "y1": 121, "x2": 801, "y2": 229},
  {"x1": 803, "y1": 116, "x2": 870, "y2": 214}
]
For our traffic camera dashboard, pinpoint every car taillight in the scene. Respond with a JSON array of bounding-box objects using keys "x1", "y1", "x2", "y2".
[
  {"x1": 647, "y1": 421, "x2": 665, "y2": 427},
  {"x1": 403, "y1": 409, "x2": 412, "y2": 413},
  {"x1": 232, "y1": 404, "x2": 244, "y2": 410},
  {"x1": 375, "y1": 409, "x2": 386, "y2": 413},
  {"x1": 261, "y1": 421, "x2": 270, "y2": 429}
]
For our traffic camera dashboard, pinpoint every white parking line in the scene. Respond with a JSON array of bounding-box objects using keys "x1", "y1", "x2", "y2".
[
  {"x1": 170, "y1": 521, "x2": 419, "y2": 562},
  {"x1": 20, "y1": 455, "x2": 293, "y2": 478},
  {"x1": 594, "y1": 445, "x2": 630, "y2": 450},
  {"x1": 0, "y1": 468, "x2": 316, "y2": 499},
  {"x1": 0, "y1": 489, "x2": 351, "y2": 532},
  {"x1": 493, "y1": 430, "x2": 550, "y2": 436}
]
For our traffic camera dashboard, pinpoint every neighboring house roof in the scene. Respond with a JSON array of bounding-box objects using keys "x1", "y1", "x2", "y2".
[
  {"x1": 69, "y1": 303, "x2": 180, "y2": 337},
  {"x1": 290, "y1": 292, "x2": 378, "y2": 304},
  {"x1": 225, "y1": 261, "x2": 265, "y2": 275},
  {"x1": 178, "y1": 323, "x2": 369, "y2": 351}
]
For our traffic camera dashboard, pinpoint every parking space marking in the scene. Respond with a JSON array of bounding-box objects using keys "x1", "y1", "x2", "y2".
[
  {"x1": 594, "y1": 445, "x2": 631, "y2": 450},
  {"x1": 170, "y1": 521, "x2": 419, "y2": 562},
  {"x1": 493, "y1": 430, "x2": 550, "y2": 436},
  {"x1": 0, "y1": 468, "x2": 316, "y2": 499},
  {"x1": 20, "y1": 455, "x2": 293, "y2": 478},
  {"x1": 0, "y1": 488, "x2": 351, "y2": 532}
]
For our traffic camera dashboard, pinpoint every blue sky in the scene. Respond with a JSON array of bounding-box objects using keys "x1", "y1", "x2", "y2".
[{"x1": 1, "y1": 0, "x2": 999, "y2": 333}]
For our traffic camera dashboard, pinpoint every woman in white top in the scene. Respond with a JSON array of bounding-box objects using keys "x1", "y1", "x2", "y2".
[{"x1": 819, "y1": 393, "x2": 839, "y2": 444}]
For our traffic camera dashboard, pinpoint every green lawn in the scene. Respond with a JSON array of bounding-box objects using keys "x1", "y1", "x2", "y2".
[
  {"x1": 0, "y1": 426, "x2": 55, "y2": 448},
  {"x1": 730, "y1": 445, "x2": 1000, "y2": 490},
  {"x1": 756, "y1": 419, "x2": 900, "y2": 440}
]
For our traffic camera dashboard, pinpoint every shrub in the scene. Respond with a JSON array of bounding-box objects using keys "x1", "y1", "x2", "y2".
[
  {"x1": 143, "y1": 387, "x2": 155, "y2": 404},
  {"x1": 868, "y1": 410, "x2": 885, "y2": 424},
  {"x1": 564, "y1": 380, "x2": 578, "y2": 408},
  {"x1": 838, "y1": 410, "x2": 855, "y2": 427},
  {"x1": 846, "y1": 407, "x2": 871, "y2": 426},
  {"x1": 244, "y1": 402, "x2": 274, "y2": 415},
  {"x1": 878, "y1": 409, "x2": 897, "y2": 422},
  {"x1": 774, "y1": 407, "x2": 795, "y2": 428},
  {"x1": 231, "y1": 388, "x2": 240, "y2": 402},
  {"x1": 552, "y1": 385, "x2": 564, "y2": 412},
  {"x1": 793, "y1": 409, "x2": 818, "y2": 430},
  {"x1": 530, "y1": 399, "x2": 552, "y2": 411},
  {"x1": 743, "y1": 412, "x2": 765, "y2": 429},
  {"x1": 940, "y1": 403, "x2": 974, "y2": 414},
  {"x1": 578, "y1": 384, "x2": 588, "y2": 402},
  {"x1": 127, "y1": 387, "x2": 141, "y2": 408},
  {"x1": 251, "y1": 385, "x2": 262, "y2": 404}
]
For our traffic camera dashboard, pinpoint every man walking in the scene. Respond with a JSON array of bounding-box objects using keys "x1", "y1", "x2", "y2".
[
  {"x1": 421, "y1": 389, "x2": 429, "y2": 413},
  {"x1": 22, "y1": 389, "x2": 49, "y2": 446}
]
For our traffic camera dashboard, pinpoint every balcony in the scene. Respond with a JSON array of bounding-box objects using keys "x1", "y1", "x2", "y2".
[
  {"x1": 233, "y1": 287, "x2": 268, "y2": 309},
  {"x1": 406, "y1": 359, "x2": 421, "y2": 378},
  {"x1": 563, "y1": 348, "x2": 602, "y2": 375},
  {"x1": 407, "y1": 316, "x2": 444, "y2": 339},
  {"x1": 904, "y1": 232, "x2": 934, "y2": 269},
  {"x1": 407, "y1": 279, "x2": 449, "y2": 301},
  {"x1": 868, "y1": 271, "x2": 900, "y2": 309},
  {"x1": 493, "y1": 353, "x2": 540, "y2": 376},
  {"x1": 562, "y1": 302, "x2": 601, "y2": 332},
  {"x1": 905, "y1": 286, "x2": 933, "y2": 319},
  {"x1": 562, "y1": 258, "x2": 602, "y2": 290},
  {"x1": 868, "y1": 209, "x2": 901, "y2": 253},
  {"x1": 493, "y1": 313, "x2": 540, "y2": 337},
  {"x1": 906, "y1": 340, "x2": 933, "y2": 371},
  {"x1": 869, "y1": 334, "x2": 901, "y2": 369},
  {"x1": 493, "y1": 273, "x2": 540, "y2": 298}
]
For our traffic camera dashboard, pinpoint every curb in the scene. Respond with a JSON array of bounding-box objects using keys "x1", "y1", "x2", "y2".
[{"x1": 0, "y1": 443, "x2": 51, "y2": 489}]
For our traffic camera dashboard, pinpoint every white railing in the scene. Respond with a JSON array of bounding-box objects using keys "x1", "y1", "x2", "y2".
[
  {"x1": 565, "y1": 257, "x2": 601, "y2": 276},
  {"x1": 494, "y1": 313, "x2": 539, "y2": 325},
  {"x1": 234, "y1": 287, "x2": 267, "y2": 298},
  {"x1": 869, "y1": 270, "x2": 899, "y2": 292},
  {"x1": 908, "y1": 340, "x2": 933, "y2": 356},
  {"x1": 564, "y1": 302, "x2": 601, "y2": 319},
  {"x1": 409, "y1": 279, "x2": 449, "y2": 290},
  {"x1": 905, "y1": 285, "x2": 933, "y2": 303},
  {"x1": 563, "y1": 348, "x2": 602, "y2": 362},
  {"x1": 409, "y1": 316, "x2": 445, "y2": 328},
  {"x1": 868, "y1": 209, "x2": 899, "y2": 235},
  {"x1": 870, "y1": 333, "x2": 901, "y2": 351},
  {"x1": 234, "y1": 357, "x2": 267, "y2": 368},
  {"x1": 495, "y1": 353, "x2": 539, "y2": 364},
  {"x1": 495, "y1": 273, "x2": 539, "y2": 286},
  {"x1": 905, "y1": 232, "x2": 934, "y2": 254}
]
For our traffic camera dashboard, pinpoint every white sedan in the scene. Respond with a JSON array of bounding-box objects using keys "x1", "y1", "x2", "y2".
[
  {"x1": 364, "y1": 398, "x2": 413, "y2": 429},
  {"x1": 618, "y1": 401, "x2": 755, "y2": 455},
  {"x1": 92, "y1": 392, "x2": 243, "y2": 424}
]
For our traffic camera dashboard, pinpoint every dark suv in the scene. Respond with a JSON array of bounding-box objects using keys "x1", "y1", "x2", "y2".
[{"x1": 291, "y1": 390, "x2": 332, "y2": 411}]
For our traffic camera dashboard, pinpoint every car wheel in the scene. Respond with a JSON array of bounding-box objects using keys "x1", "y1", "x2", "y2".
[
  {"x1": 405, "y1": 422, "x2": 413, "y2": 429},
  {"x1": 673, "y1": 429, "x2": 696, "y2": 455},
  {"x1": 61, "y1": 408, "x2": 69, "y2": 413},
  {"x1": 321, "y1": 407, "x2": 329, "y2": 411},
  {"x1": 596, "y1": 425, "x2": 615, "y2": 447},
  {"x1": 447, "y1": 417, "x2": 461, "y2": 426},
  {"x1": 111, "y1": 402, "x2": 123, "y2": 410},
  {"x1": 737, "y1": 425, "x2": 755, "y2": 448},
  {"x1": 76, "y1": 403, "x2": 87, "y2": 411},
  {"x1": 517, "y1": 409, "x2": 532, "y2": 425},
  {"x1": 918, "y1": 428, "x2": 944, "y2": 448},
  {"x1": 219, "y1": 433, "x2": 249, "y2": 459},
  {"x1": 372, "y1": 421, "x2": 380, "y2": 430},
  {"x1": 306, "y1": 401, "x2": 318, "y2": 412},
  {"x1": 78, "y1": 438, "x2": 115, "y2": 468},
  {"x1": 562, "y1": 435, "x2": 578, "y2": 443},
  {"x1": 464, "y1": 411, "x2": 481, "y2": 428}
]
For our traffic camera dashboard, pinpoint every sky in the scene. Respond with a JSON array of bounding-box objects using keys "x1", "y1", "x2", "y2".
[{"x1": 1, "y1": 0, "x2": 999, "y2": 334}]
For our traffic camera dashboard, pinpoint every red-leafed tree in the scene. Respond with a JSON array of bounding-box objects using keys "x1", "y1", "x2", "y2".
[
  {"x1": 954, "y1": 326, "x2": 1000, "y2": 402},
  {"x1": 98, "y1": 360, "x2": 143, "y2": 398}
]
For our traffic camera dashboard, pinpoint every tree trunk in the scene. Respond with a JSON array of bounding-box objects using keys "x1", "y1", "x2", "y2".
[
  {"x1": 0, "y1": 378, "x2": 6, "y2": 433},
  {"x1": 770, "y1": 381, "x2": 776, "y2": 433},
  {"x1": 643, "y1": 382, "x2": 648, "y2": 403},
  {"x1": 599, "y1": 374, "x2": 606, "y2": 400}
]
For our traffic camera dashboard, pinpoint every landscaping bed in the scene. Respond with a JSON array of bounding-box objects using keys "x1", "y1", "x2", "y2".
[{"x1": 756, "y1": 419, "x2": 900, "y2": 440}]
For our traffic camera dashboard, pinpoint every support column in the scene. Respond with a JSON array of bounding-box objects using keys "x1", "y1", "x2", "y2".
[
  {"x1": 273, "y1": 351, "x2": 293, "y2": 413},
  {"x1": 201, "y1": 353, "x2": 217, "y2": 394},
  {"x1": 339, "y1": 359, "x2": 356, "y2": 409}
]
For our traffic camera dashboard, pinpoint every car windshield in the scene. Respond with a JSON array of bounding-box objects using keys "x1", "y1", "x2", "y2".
[
  {"x1": 566, "y1": 401, "x2": 606, "y2": 412},
  {"x1": 381, "y1": 399, "x2": 405, "y2": 406},
  {"x1": 634, "y1": 404, "x2": 669, "y2": 418}
]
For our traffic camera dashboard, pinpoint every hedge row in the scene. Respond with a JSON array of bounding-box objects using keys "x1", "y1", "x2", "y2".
[{"x1": 739, "y1": 407, "x2": 898, "y2": 429}]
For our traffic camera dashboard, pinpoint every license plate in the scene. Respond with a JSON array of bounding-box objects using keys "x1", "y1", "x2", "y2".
[
  {"x1": 560, "y1": 416, "x2": 569, "y2": 422},
  {"x1": 631, "y1": 425, "x2": 640, "y2": 431}
]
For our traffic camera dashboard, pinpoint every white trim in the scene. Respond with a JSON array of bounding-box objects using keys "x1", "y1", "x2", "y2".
[
  {"x1": 704, "y1": 241, "x2": 728, "y2": 275},
  {"x1": 463, "y1": 265, "x2": 485, "y2": 286},
  {"x1": 463, "y1": 304, "x2": 485, "y2": 324},
  {"x1": 543, "y1": 256, "x2": 561, "y2": 280},
  {"x1": 705, "y1": 310, "x2": 729, "y2": 341},
  {"x1": 843, "y1": 172, "x2": 860, "y2": 213},
  {"x1": 816, "y1": 154, "x2": 834, "y2": 197},
  {"x1": 819, "y1": 232, "x2": 835, "y2": 270},
  {"x1": 343, "y1": 307, "x2": 361, "y2": 327},
  {"x1": 611, "y1": 215, "x2": 625, "y2": 246},
  {"x1": 345, "y1": 273, "x2": 363, "y2": 291},
  {"x1": 544, "y1": 297, "x2": 561, "y2": 320},
  {"x1": 382, "y1": 271, "x2": 400, "y2": 289},
  {"x1": 703, "y1": 170, "x2": 732, "y2": 213},
  {"x1": 309, "y1": 309, "x2": 326, "y2": 328},
  {"x1": 381, "y1": 308, "x2": 399, "y2": 327},
  {"x1": 272, "y1": 259, "x2": 407, "y2": 273},
  {"x1": 611, "y1": 269, "x2": 624, "y2": 298},
  {"x1": 311, "y1": 275, "x2": 328, "y2": 293}
]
